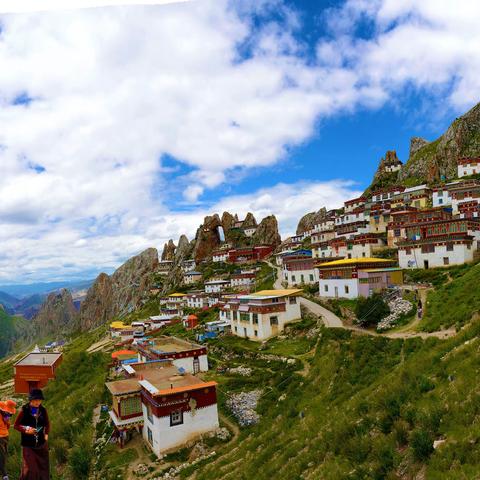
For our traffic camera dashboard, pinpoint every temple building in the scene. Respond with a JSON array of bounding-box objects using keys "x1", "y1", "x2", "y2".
[{"x1": 106, "y1": 361, "x2": 219, "y2": 456}]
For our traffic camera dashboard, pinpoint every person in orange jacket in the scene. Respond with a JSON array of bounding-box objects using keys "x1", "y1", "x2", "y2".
[{"x1": 0, "y1": 400, "x2": 17, "y2": 480}]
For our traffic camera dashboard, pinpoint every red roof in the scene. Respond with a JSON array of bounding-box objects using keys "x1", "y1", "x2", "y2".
[{"x1": 111, "y1": 350, "x2": 137, "y2": 359}]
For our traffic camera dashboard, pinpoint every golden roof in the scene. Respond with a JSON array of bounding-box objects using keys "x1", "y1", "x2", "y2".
[
  {"x1": 251, "y1": 289, "x2": 303, "y2": 297},
  {"x1": 316, "y1": 257, "x2": 394, "y2": 268}
]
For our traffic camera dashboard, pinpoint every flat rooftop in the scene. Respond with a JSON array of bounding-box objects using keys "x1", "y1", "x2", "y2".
[
  {"x1": 141, "y1": 336, "x2": 203, "y2": 354},
  {"x1": 15, "y1": 352, "x2": 62, "y2": 367},
  {"x1": 106, "y1": 364, "x2": 211, "y2": 396}
]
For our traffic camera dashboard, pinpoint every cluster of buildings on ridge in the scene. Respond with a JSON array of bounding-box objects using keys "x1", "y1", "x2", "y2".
[{"x1": 274, "y1": 157, "x2": 480, "y2": 299}]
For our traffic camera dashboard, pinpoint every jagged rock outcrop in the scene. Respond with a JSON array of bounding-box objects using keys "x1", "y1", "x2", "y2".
[
  {"x1": 175, "y1": 235, "x2": 191, "y2": 261},
  {"x1": 161, "y1": 239, "x2": 176, "y2": 261},
  {"x1": 193, "y1": 214, "x2": 223, "y2": 262},
  {"x1": 296, "y1": 207, "x2": 327, "y2": 235},
  {"x1": 400, "y1": 101, "x2": 480, "y2": 183},
  {"x1": 221, "y1": 212, "x2": 236, "y2": 232},
  {"x1": 365, "y1": 150, "x2": 403, "y2": 194},
  {"x1": 252, "y1": 215, "x2": 281, "y2": 247},
  {"x1": 242, "y1": 212, "x2": 257, "y2": 229},
  {"x1": 409, "y1": 137, "x2": 429, "y2": 157},
  {"x1": 79, "y1": 248, "x2": 159, "y2": 330},
  {"x1": 32, "y1": 289, "x2": 78, "y2": 337}
]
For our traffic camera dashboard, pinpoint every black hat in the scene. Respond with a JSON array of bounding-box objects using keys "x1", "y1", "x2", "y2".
[{"x1": 29, "y1": 389, "x2": 45, "y2": 401}]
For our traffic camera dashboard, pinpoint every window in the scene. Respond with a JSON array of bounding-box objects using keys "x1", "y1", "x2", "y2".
[
  {"x1": 147, "y1": 427, "x2": 153, "y2": 445},
  {"x1": 446, "y1": 242, "x2": 454, "y2": 251},
  {"x1": 405, "y1": 247, "x2": 412, "y2": 255},
  {"x1": 252, "y1": 313, "x2": 259, "y2": 324},
  {"x1": 345, "y1": 286, "x2": 349, "y2": 294},
  {"x1": 394, "y1": 229, "x2": 401, "y2": 237},
  {"x1": 289, "y1": 296, "x2": 297, "y2": 304},
  {"x1": 438, "y1": 198, "x2": 443, "y2": 205},
  {"x1": 121, "y1": 396, "x2": 142, "y2": 416},
  {"x1": 147, "y1": 404, "x2": 153, "y2": 423},
  {"x1": 232, "y1": 311, "x2": 238, "y2": 321},
  {"x1": 270, "y1": 316, "x2": 279, "y2": 325},
  {"x1": 292, "y1": 275, "x2": 296, "y2": 282},
  {"x1": 362, "y1": 252, "x2": 366, "y2": 257},
  {"x1": 300, "y1": 274, "x2": 304, "y2": 283},
  {"x1": 170, "y1": 410, "x2": 183, "y2": 426},
  {"x1": 240, "y1": 312, "x2": 249, "y2": 322},
  {"x1": 324, "y1": 285, "x2": 329, "y2": 292},
  {"x1": 272, "y1": 298, "x2": 279, "y2": 303},
  {"x1": 443, "y1": 257, "x2": 450, "y2": 266},
  {"x1": 234, "y1": 326, "x2": 237, "y2": 332},
  {"x1": 254, "y1": 330, "x2": 258, "y2": 337},
  {"x1": 421, "y1": 244, "x2": 435, "y2": 254},
  {"x1": 309, "y1": 274, "x2": 314, "y2": 282}
]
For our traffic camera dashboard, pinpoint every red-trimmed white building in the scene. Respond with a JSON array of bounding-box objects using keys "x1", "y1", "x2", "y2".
[
  {"x1": 450, "y1": 181, "x2": 480, "y2": 214},
  {"x1": 344, "y1": 196, "x2": 366, "y2": 213},
  {"x1": 106, "y1": 361, "x2": 219, "y2": 456},
  {"x1": 212, "y1": 250, "x2": 229, "y2": 263},
  {"x1": 282, "y1": 256, "x2": 318, "y2": 286},
  {"x1": 458, "y1": 157, "x2": 480, "y2": 178},
  {"x1": 397, "y1": 218, "x2": 480, "y2": 268},
  {"x1": 220, "y1": 289, "x2": 302, "y2": 341},
  {"x1": 230, "y1": 272, "x2": 256, "y2": 288},
  {"x1": 136, "y1": 336, "x2": 209, "y2": 374},
  {"x1": 205, "y1": 279, "x2": 230, "y2": 293}
]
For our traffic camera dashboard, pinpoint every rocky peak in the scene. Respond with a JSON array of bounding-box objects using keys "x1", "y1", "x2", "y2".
[
  {"x1": 79, "y1": 248, "x2": 159, "y2": 330},
  {"x1": 192, "y1": 214, "x2": 224, "y2": 262},
  {"x1": 296, "y1": 207, "x2": 327, "y2": 235},
  {"x1": 252, "y1": 215, "x2": 281, "y2": 247},
  {"x1": 161, "y1": 239, "x2": 176, "y2": 261},
  {"x1": 221, "y1": 212, "x2": 236, "y2": 231},
  {"x1": 175, "y1": 235, "x2": 191, "y2": 261},
  {"x1": 409, "y1": 137, "x2": 429, "y2": 157},
  {"x1": 33, "y1": 288, "x2": 78, "y2": 337},
  {"x1": 242, "y1": 212, "x2": 257, "y2": 229},
  {"x1": 400, "y1": 101, "x2": 480, "y2": 183}
]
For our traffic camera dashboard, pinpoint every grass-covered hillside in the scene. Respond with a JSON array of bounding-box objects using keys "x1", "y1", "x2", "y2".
[
  {"x1": 0, "y1": 308, "x2": 30, "y2": 358},
  {"x1": 192, "y1": 322, "x2": 480, "y2": 480},
  {"x1": 403, "y1": 262, "x2": 480, "y2": 332}
]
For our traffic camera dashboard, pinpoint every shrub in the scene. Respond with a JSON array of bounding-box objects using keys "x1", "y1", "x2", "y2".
[
  {"x1": 355, "y1": 293, "x2": 390, "y2": 327},
  {"x1": 410, "y1": 429, "x2": 434, "y2": 461}
]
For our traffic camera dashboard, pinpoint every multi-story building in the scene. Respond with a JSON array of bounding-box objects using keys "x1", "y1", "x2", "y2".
[
  {"x1": 397, "y1": 218, "x2": 480, "y2": 268},
  {"x1": 391, "y1": 184, "x2": 432, "y2": 209},
  {"x1": 136, "y1": 336, "x2": 209, "y2": 374},
  {"x1": 106, "y1": 361, "x2": 219, "y2": 456},
  {"x1": 183, "y1": 271, "x2": 202, "y2": 285},
  {"x1": 450, "y1": 181, "x2": 480, "y2": 214},
  {"x1": 317, "y1": 258, "x2": 399, "y2": 299},
  {"x1": 282, "y1": 253, "x2": 318, "y2": 286},
  {"x1": 230, "y1": 272, "x2": 256, "y2": 289},
  {"x1": 458, "y1": 157, "x2": 480, "y2": 178},
  {"x1": 344, "y1": 196, "x2": 366, "y2": 213},
  {"x1": 220, "y1": 289, "x2": 302, "y2": 341},
  {"x1": 205, "y1": 279, "x2": 230, "y2": 293},
  {"x1": 227, "y1": 246, "x2": 274, "y2": 264},
  {"x1": 186, "y1": 293, "x2": 208, "y2": 310},
  {"x1": 387, "y1": 207, "x2": 452, "y2": 247},
  {"x1": 212, "y1": 250, "x2": 229, "y2": 263}
]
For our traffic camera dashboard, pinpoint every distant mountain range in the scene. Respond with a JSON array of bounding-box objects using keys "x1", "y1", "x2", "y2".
[{"x1": 0, "y1": 279, "x2": 93, "y2": 319}]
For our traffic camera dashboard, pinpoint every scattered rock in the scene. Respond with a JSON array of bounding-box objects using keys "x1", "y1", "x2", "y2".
[{"x1": 226, "y1": 390, "x2": 262, "y2": 426}]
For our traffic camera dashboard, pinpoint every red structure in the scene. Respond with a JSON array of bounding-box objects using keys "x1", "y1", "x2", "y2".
[
  {"x1": 14, "y1": 352, "x2": 63, "y2": 394},
  {"x1": 183, "y1": 314, "x2": 199, "y2": 330},
  {"x1": 227, "y1": 245, "x2": 274, "y2": 263}
]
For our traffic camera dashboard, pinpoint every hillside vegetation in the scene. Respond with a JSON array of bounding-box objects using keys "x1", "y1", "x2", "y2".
[{"x1": 0, "y1": 309, "x2": 30, "y2": 357}]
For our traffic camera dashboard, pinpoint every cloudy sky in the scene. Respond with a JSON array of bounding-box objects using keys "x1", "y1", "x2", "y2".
[{"x1": 0, "y1": 0, "x2": 479, "y2": 283}]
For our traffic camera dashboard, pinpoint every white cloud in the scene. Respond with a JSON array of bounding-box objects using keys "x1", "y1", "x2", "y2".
[
  {"x1": 0, "y1": 179, "x2": 360, "y2": 283},
  {"x1": 0, "y1": 0, "x2": 479, "y2": 282}
]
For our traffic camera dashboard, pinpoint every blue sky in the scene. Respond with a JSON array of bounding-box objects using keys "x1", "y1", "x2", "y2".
[{"x1": 0, "y1": 0, "x2": 479, "y2": 283}]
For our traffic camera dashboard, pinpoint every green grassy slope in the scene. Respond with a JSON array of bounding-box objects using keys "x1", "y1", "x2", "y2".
[
  {"x1": 0, "y1": 309, "x2": 30, "y2": 358},
  {"x1": 415, "y1": 263, "x2": 480, "y2": 332},
  {"x1": 5, "y1": 327, "x2": 109, "y2": 480},
  {"x1": 193, "y1": 323, "x2": 480, "y2": 480}
]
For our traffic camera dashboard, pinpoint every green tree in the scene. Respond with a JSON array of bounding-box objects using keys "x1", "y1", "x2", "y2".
[{"x1": 355, "y1": 293, "x2": 390, "y2": 327}]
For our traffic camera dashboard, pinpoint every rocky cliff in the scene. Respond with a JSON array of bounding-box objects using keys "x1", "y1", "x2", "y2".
[
  {"x1": 252, "y1": 215, "x2": 281, "y2": 247},
  {"x1": 161, "y1": 235, "x2": 194, "y2": 294},
  {"x1": 161, "y1": 239, "x2": 176, "y2": 261},
  {"x1": 400, "y1": 102, "x2": 480, "y2": 183},
  {"x1": 192, "y1": 214, "x2": 224, "y2": 262},
  {"x1": 365, "y1": 101, "x2": 480, "y2": 193},
  {"x1": 296, "y1": 207, "x2": 327, "y2": 235},
  {"x1": 32, "y1": 289, "x2": 78, "y2": 337},
  {"x1": 79, "y1": 248, "x2": 159, "y2": 330}
]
